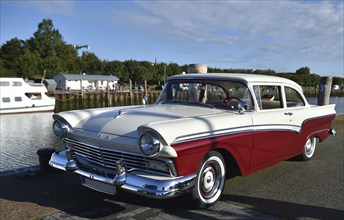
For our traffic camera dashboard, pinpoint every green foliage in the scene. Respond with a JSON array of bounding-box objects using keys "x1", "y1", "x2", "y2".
[
  {"x1": 0, "y1": 38, "x2": 24, "y2": 75},
  {"x1": 16, "y1": 48, "x2": 40, "y2": 78},
  {"x1": 30, "y1": 19, "x2": 64, "y2": 58},
  {"x1": 333, "y1": 77, "x2": 344, "y2": 86},
  {"x1": 80, "y1": 52, "x2": 102, "y2": 74},
  {"x1": 296, "y1": 67, "x2": 310, "y2": 75},
  {"x1": 0, "y1": 18, "x2": 343, "y2": 87}
]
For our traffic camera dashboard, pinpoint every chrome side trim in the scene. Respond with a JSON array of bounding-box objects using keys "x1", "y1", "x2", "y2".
[
  {"x1": 49, "y1": 150, "x2": 196, "y2": 199},
  {"x1": 172, "y1": 114, "x2": 336, "y2": 144},
  {"x1": 173, "y1": 124, "x2": 300, "y2": 144}
]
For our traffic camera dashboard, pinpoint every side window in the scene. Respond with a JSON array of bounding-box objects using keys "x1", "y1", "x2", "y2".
[
  {"x1": 253, "y1": 85, "x2": 283, "y2": 110},
  {"x1": 2, "y1": 97, "x2": 10, "y2": 103},
  {"x1": 12, "y1": 82, "x2": 22, "y2": 86},
  {"x1": 25, "y1": 93, "x2": 42, "y2": 100},
  {"x1": 15, "y1": 97, "x2": 22, "y2": 102},
  {"x1": 0, "y1": 82, "x2": 10, "y2": 86},
  {"x1": 285, "y1": 87, "x2": 305, "y2": 107}
]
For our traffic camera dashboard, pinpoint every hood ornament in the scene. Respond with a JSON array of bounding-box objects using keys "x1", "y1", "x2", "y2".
[{"x1": 115, "y1": 110, "x2": 128, "y2": 118}]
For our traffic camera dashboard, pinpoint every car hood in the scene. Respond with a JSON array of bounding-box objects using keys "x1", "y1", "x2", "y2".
[{"x1": 55, "y1": 104, "x2": 224, "y2": 139}]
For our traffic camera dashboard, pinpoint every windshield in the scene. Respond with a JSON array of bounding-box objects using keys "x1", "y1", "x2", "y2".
[{"x1": 156, "y1": 79, "x2": 254, "y2": 110}]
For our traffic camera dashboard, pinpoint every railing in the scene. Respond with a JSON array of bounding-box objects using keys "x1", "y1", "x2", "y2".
[{"x1": 51, "y1": 91, "x2": 161, "y2": 113}]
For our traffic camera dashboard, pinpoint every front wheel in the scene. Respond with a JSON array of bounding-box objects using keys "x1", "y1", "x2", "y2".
[
  {"x1": 301, "y1": 137, "x2": 317, "y2": 161},
  {"x1": 191, "y1": 151, "x2": 226, "y2": 209}
]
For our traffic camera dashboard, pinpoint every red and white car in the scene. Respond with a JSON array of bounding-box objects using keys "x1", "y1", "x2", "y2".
[{"x1": 50, "y1": 73, "x2": 336, "y2": 208}]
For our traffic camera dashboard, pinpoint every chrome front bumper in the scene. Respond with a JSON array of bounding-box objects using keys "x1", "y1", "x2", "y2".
[{"x1": 49, "y1": 150, "x2": 196, "y2": 199}]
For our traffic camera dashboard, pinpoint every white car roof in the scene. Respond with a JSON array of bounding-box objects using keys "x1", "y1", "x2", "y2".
[{"x1": 168, "y1": 73, "x2": 302, "y2": 90}]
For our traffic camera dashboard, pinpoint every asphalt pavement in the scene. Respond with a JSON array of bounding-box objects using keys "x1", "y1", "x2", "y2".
[{"x1": 1, "y1": 115, "x2": 343, "y2": 220}]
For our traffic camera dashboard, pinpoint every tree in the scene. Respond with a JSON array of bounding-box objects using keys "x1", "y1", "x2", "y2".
[
  {"x1": 56, "y1": 44, "x2": 79, "y2": 73},
  {"x1": 0, "y1": 57, "x2": 8, "y2": 77},
  {"x1": 106, "y1": 60, "x2": 126, "y2": 80},
  {"x1": 0, "y1": 38, "x2": 25, "y2": 75},
  {"x1": 166, "y1": 63, "x2": 181, "y2": 77},
  {"x1": 27, "y1": 19, "x2": 80, "y2": 76},
  {"x1": 0, "y1": 19, "x2": 77, "y2": 78},
  {"x1": 124, "y1": 60, "x2": 138, "y2": 82},
  {"x1": 296, "y1": 67, "x2": 310, "y2": 75},
  {"x1": 16, "y1": 48, "x2": 40, "y2": 78},
  {"x1": 29, "y1": 19, "x2": 64, "y2": 58},
  {"x1": 333, "y1": 77, "x2": 344, "y2": 86},
  {"x1": 139, "y1": 61, "x2": 154, "y2": 82},
  {"x1": 80, "y1": 52, "x2": 102, "y2": 74}
]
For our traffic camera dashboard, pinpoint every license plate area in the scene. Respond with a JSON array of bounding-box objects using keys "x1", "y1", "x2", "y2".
[{"x1": 81, "y1": 177, "x2": 116, "y2": 195}]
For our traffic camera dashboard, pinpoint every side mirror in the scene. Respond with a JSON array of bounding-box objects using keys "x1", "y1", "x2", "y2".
[{"x1": 238, "y1": 101, "x2": 248, "y2": 114}]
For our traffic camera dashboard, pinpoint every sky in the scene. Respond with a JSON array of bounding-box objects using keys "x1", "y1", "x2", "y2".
[{"x1": 1, "y1": 0, "x2": 343, "y2": 77}]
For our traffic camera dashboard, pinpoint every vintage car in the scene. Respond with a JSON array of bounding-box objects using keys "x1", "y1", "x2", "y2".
[{"x1": 49, "y1": 73, "x2": 336, "y2": 208}]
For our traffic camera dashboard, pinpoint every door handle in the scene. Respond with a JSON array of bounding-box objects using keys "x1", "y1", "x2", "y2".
[{"x1": 284, "y1": 112, "x2": 293, "y2": 116}]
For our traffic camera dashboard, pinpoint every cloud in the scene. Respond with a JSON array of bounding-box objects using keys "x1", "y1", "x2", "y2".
[
  {"x1": 112, "y1": 0, "x2": 343, "y2": 63},
  {"x1": 33, "y1": 1, "x2": 76, "y2": 16},
  {"x1": 3, "y1": 0, "x2": 76, "y2": 16}
]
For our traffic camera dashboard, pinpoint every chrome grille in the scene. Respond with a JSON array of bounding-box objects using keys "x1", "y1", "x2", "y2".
[{"x1": 63, "y1": 138, "x2": 174, "y2": 176}]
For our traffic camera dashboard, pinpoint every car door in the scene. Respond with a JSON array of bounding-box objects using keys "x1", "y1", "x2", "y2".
[
  {"x1": 282, "y1": 86, "x2": 308, "y2": 152},
  {"x1": 249, "y1": 85, "x2": 298, "y2": 169}
]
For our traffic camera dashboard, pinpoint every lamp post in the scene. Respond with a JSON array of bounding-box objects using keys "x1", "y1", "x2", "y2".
[
  {"x1": 73, "y1": 43, "x2": 90, "y2": 87},
  {"x1": 73, "y1": 44, "x2": 90, "y2": 108}
]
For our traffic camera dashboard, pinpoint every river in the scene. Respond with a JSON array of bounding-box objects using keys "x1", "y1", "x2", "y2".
[
  {"x1": 0, "y1": 97, "x2": 343, "y2": 174},
  {"x1": 0, "y1": 112, "x2": 61, "y2": 173}
]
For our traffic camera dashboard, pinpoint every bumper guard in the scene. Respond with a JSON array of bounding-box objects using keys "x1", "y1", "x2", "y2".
[{"x1": 49, "y1": 150, "x2": 196, "y2": 199}]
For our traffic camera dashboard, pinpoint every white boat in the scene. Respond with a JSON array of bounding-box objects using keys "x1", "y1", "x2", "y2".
[{"x1": 0, "y1": 78, "x2": 55, "y2": 114}]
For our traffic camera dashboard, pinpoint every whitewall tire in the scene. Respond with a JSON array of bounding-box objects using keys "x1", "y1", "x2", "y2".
[
  {"x1": 191, "y1": 151, "x2": 226, "y2": 209},
  {"x1": 302, "y1": 137, "x2": 317, "y2": 160}
]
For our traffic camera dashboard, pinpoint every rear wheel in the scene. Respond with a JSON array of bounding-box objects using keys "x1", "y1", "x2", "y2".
[
  {"x1": 191, "y1": 151, "x2": 226, "y2": 209},
  {"x1": 301, "y1": 137, "x2": 317, "y2": 160}
]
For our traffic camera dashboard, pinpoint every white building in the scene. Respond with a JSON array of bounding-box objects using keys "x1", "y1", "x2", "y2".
[{"x1": 53, "y1": 74, "x2": 119, "y2": 91}]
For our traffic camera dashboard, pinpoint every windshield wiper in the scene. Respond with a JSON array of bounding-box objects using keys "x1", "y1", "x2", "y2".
[
  {"x1": 159, "y1": 100, "x2": 214, "y2": 109},
  {"x1": 159, "y1": 100, "x2": 184, "y2": 104},
  {"x1": 193, "y1": 102, "x2": 214, "y2": 109}
]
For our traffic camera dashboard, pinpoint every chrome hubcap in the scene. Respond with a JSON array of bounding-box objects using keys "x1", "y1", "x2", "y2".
[
  {"x1": 202, "y1": 167, "x2": 215, "y2": 193},
  {"x1": 200, "y1": 163, "x2": 220, "y2": 199},
  {"x1": 305, "y1": 138, "x2": 314, "y2": 155},
  {"x1": 197, "y1": 155, "x2": 225, "y2": 204}
]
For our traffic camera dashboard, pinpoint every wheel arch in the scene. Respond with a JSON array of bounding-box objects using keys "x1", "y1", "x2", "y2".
[{"x1": 214, "y1": 148, "x2": 243, "y2": 179}]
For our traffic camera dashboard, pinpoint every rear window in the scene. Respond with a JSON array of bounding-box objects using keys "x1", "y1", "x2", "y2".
[{"x1": 285, "y1": 87, "x2": 305, "y2": 107}]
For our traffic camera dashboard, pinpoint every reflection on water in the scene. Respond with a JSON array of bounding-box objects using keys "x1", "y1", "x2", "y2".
[
  {"x1": 0, "y1": 97, "x2": 343, "y2": 173},
  {"x1": 0, "y1": 112, "x2": 61, "y2": 172}
]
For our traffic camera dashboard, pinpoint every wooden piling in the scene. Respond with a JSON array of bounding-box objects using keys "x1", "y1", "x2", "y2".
[{"x1": 318, "y1": 76, "x2": 332, "y2": 106}]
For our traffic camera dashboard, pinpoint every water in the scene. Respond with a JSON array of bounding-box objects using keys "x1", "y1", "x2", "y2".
[
  {"x1": 0, "y1": 97, "x2": 343, "y2": 173},
  {"x1": 306, "y1": 97, "x2": 344, "y2": 114},
  {"x1": 0, "y1": 112, "x2": 61, "y2": 173}
]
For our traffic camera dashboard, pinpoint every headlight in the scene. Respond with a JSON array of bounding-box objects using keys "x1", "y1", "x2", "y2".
[
  {"x1": 53, "y1": 120, "x2": 69, "y2": 138},
  {"x1": 138, "y1": 134, "x2": 160, "y2": 156}
]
